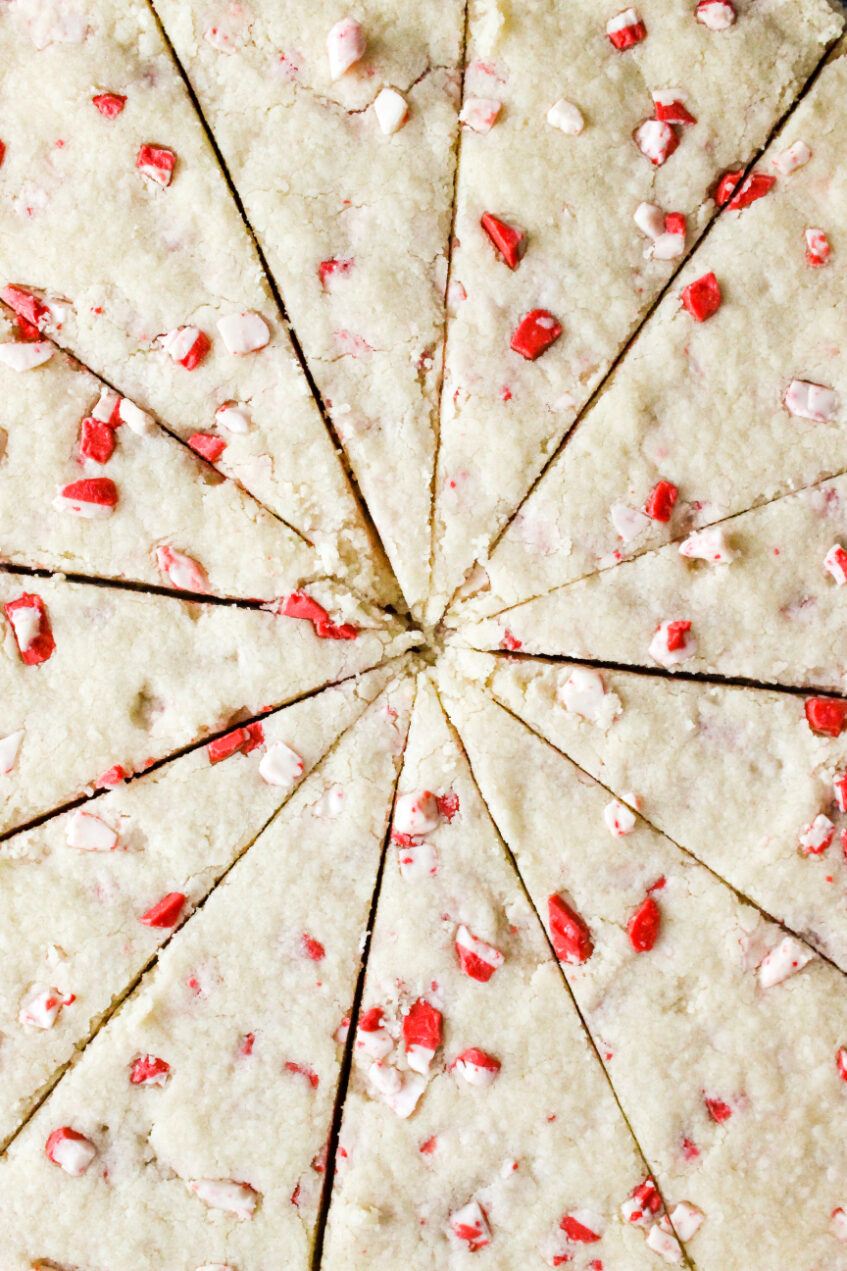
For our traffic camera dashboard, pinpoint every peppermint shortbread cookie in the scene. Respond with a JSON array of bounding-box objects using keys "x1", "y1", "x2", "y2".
[
  {"x1": 451, "y1": 649, "x2": 847, "y2": 971},
  {"x1": 0, "y1": 0, "x2": 396, "y2": 605},
  {"x1": 0, "y1": 572, "x2": 416, "y2": 835},
  {"x1": 0, "y1": 662, "x2": 400, "y2": 1147},
  {"x1": 0, "y1": 308, "x2": 346, "y2": 601},
  {"x1": 443, "y1": 675, "x2": 847, "y2": 1271},
  {"x1": 462, "y1": 470, "x2": 847, "y2": 690},
  {"x1": 150, "y1": 0, "x2": 466, "y2": 615},
  {"x1": 453, "y1": 30, "x2": 847, "y2": 626},
  {"x1": 0, "y1": 679, "x2": 413, "y2": 1271},
  {"x1": 323, "y1": 674, "x2": 662, "y2": 1270}
]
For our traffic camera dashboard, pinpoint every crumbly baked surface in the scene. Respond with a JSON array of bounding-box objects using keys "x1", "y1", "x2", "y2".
[{"x1": 2, "y1": 2, "x2": 847, "y2": 1268}]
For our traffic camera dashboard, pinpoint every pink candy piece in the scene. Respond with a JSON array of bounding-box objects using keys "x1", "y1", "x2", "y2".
[
  {"x1": 155, "y1": 545, "x2": 210, "y2": 594},
  {"x1": 45, "y1": 1127, "x2": 97, "y2": 1175}
]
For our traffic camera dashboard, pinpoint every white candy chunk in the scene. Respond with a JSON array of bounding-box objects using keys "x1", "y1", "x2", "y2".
[
  {"x1": 8, "y1": 605, "x2": 42, "y2": 652},
  {"x1": 327, "y1": 16, "x2": 365, "y2": 80},
  {"x1": 634, "y1": 202, "x2": 665, "y2": 240},
  {"x1": 394, "y1": 790, "x2": 441, "y2": 837},
  {"x1": 47, "y1": 1130, "x2": 97, "y2": 1176},
  {"x1": 91, "y1": 388, "x2": 120, "y2": 422},
  {"x1": 66, "y1": 809, "x2": 119, "y2": 852},
  {"x1": 558, "y1": 667, "x2": 606, "y2": 721},
  {"x1": 449, "y1": 1199, "x2": 491, "y2": 1249},
  {"x1": 397, "y1": 839, "x2": 439, "y2": 881},
  {"x1": 187, "y1": 1179, "x2": 258, "y2": 1221},
  {"x1": 546, "y1": 98, "x2": 584, "y2": 135},
  {"x1": 19, "y1": 987, "x2": 64, "y2": 1029},
  {"x1": 831, "y1": 1208, "x2": 847, "y2": 1241},
  {"x1": 0, "y1": 341, "x2": 53, "y2": 371},
  {"x1": 649, "y1": 620, "x2": 697, "y2": 669},
  {"x1": 374, "y1": 87, "x2": 408, "y2": 135},
  {"x1": 798, "y1": 813, "x2": 835, "y2": 855},
  {"x1": 117, "y1": 397, "x2": 154, "y2": 435},
  {"x1": 405, "y1": 1043, "x2": 436, "y2": 1076},
  {"x1": 368, "y1": 1060, "x2": 402, "y2": 1097},
  {"x1": 604, "y1": 799, "x2": 636, "y2": 837},
  {"x1": 216, "y1": 312, "x2": 270, "y2": 355},
  {"x1": 679, "y1": 526, "x2": 734, "y2": 564},
  {"x1": 0, "y1": 728, "x2": 24, "y2": 774},
  {"x1": 454, "y1": 1050, "x2": 500, "y2": 1087},
  {"x1": 607, "y1": 8, "x2": 642, "y2": 37},
  {"x1": 610, "y1": 502, "x2": 650, "y2": 543},
  {"x1": 162, "y1": 327, "x2": 202, "y2": 363},
  {"x1": 459, "y1": 97, "x2": 502, "y2": 133},
  {"x1": 53, "y1": 488, "x2": 114, "y2": 518},
  {"x1": 383, "y1": 1070, "x2": 427, "y2": 1118},
  {"x1": 784, "y1": 379, "x2": 839, "y2": 422},
  {"x1": 312, "y1": 783, "x2": 345, "y2": 818},
  {"x1": 634, "y1": 120, "x2": 675, "y2": 165},
  {"x1": 651, "y1": 231, "x2": 685, "y2": 261},
  {"x1": 696, "y1": 0, "x2": 735, "y2": 29},
  {"x1": 772, "y1": 140, "x2": 812, "y2": 176},
  {"x1": 668, "y1": 1202, "x2": 705, "y2": 1241},
  {"x1": 355, "y1": 1018, "x2": 393, "y2": 1060},
  {"x1": 215, "y1": 402, "x2": 251, "y2": 433},
  {"x1": 155, "y1": 546, "x2": 209, "y2": 594},
  {"x1": 259, "y1": 741, "x2": 305, "y2": 788},
  {"x1": 646, "y1": 1224, "x2": 682, "y2": 1263},
  {"x1": 758, "y1": 936, "x2": 814, "y2": 988},
  {"x1": 456, "y1": 924, "x2": 504, "y2": 973}
]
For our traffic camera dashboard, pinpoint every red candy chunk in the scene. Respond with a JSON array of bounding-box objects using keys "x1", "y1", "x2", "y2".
[
  {"x1": 139, "y1": 892, "x2": 186, "y2": 928},
  {"x1": 300, "y1": 933, "x2": 326, "y2": 961},
  {"x1": 606, "y1": 8, "x2": 647, "y2": 49},
  {"x1": 501, "y1": 630, "x2": 522, "y2": 651},
  {"x1": 0, "y1": 140, "x2": 5, "y2": 168},
  {"x1": 456, "y1": 925, "x2": 504, "y2": 982},
  {"x1": 837, "y1": 1047, "x2": 847, "y2": 1082},
  {"x1": 92, "y1": 92, "x2": 127, "y2": 118},
  {"x1": 188, "y1": 432, "x2": 227, "y2": 462},
  {"x1": 717, "y1": 170, "x2": 775, "y2": 210},
  {"x1": 664, "y1": 212, "x2": 686, "y2": 237},
  {"x1": 136, "y1": 144, "x2": 176, "y2": 187},
  {"x1": 45, "y1": 1126, "x2": 96, "y2": 1175},
  {"x1": 682, "y1": 272, "x2": 721, "y2": 321},
  {"x1": 653, "y1": 94, "x2": 697, "y2": 126},
  {"x1": 806, "y1": 228, "x2": 831, "y2": 267},
  {"x1": 403, "y1": 999, "x2": 443, "y2": 1074},
  {"x1": 80, "y1": 416, "x2": 116, "y2": 464},
  {"x1": 4, "y1": 593, "x2": 55, "y2": 665},
  {"x1": 665, "y1": 619, "x2": 691, "y2": 652},
  {"x1": 96, "y1": 764, "x2": 128, "y2": 788},
  {"x1": 510, "y1": 309, "x2": 562, "y2": 360},
  {"x1": 1, "y1": 284, "x2": 51, "y2": 331},
  {"x1": 480, "y1": 212, "x2": 526, "y2": 269},
  {"x1": 55, "y1": 477, "x2": 118, "y2": 517},
  {"x1": 280, "y1": 592, "x2": 358, "y2": 640},
  {"x1": 560, "y1": 1214, "x2": 601, "y2": 1243},
  {"x1": 548, "y1": 894, "x2": 594, "y2": 965},
  {"x1": 450, "y1": 1199, "x2": 491, "y2": 1251},
  {"x1": 704, "y1": 1094, "x2": 732, "y2": 1122},
  {"x1": 627, "y1": 897, "x2": 661, "y2": 952},
  {"x1": 130, "y1": 1054, "x2": 171, "y2": 1086},
  {"x1": 805, "y1": 697, "x2": 847, "y2": 737},
  {"x1": 436, "y1": 791, "x2": 460, "y2": 822},
  {"x1": 644, "y1": 480, "x2": 678, "y2": 522},
  {"x1": 207, "y1": 722, "x2": 264, "y2": 765},
  {"x1": 318, "y1": 257, "x2": 354, "y2": 286}
]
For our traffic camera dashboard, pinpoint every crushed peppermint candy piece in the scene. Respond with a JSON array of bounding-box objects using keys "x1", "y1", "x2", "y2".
[
  {"x1": 696, "y1": 0, "x2": 735, "y2": 29},
  {"x1": 397, "y1": 839, "x2": 439, "y2": 880},
  {"x1": 716, "y1": 170, "x2": 775, "y2": 211},
  {"x1": 19, "y1": 987, "x2": 66, "y2": 1029},
  {"x1": 394, "y1": 790, "x2": 441, "y2": 837},
  {"x1": 453, "y1": 1047, "x2": 501, "y2": 1087},
  {"x1": 805, "y1": 697, "x2": 847, "y2": 737},
  {"x1": 606, "y1": 8, "x2": 647, "y2": 49},
  {"x1": 622, "y1": 1178, "x2": 662, "y2": 1226},
  {"x1": 258, "y1": 741, "x2": 304, "y2": 788},
  {"x1": 772, "y1": 140, "x2": 811, "y2": 176},
  {"x1": 644, "y1": 480, "x2": 678, "y2": 522},
  {"x1": 627, "y1": 896, "x2": 661, "y2": 952},
  {"x1": 162, "y1": 326, "x2": 211, "y2": 370},
  {"x1": 80, "y1": 416, "x2": 116, "y2": 464},
  {"x1": 45, "y1": 1127, "x2": 97, "y2": 1176},
  {"x1": 449, "y1": 1199, "x2": 491, "y2": 1251},
  {"x1": 560, "y1": 1211, "x2": 603, "y2": 1243},
  {"x1": 4, "y1": 593, "x2": 55, "y2": 664},
  {"x1": 117, "y1": 397, "x2": 154, "y2": 434},
  {"x1": 280, "y1": 592, "x2": 358, "y2": 640},
  {"x1": 187, "y1": 1178, "x2": 258, "y2": 1220},
  {"x1": 139, "y1": 892, "x2": 186, "y2": 928},
  {"x1": 798, "y1": 813, "x2": 835, "y2": 856},
  {"x1": 0, "y1": 340, "x2": 53, "y2": 371},
  {"x1": 784, "y1": 379, "x2": 839, "y2": 422},
  {"x1": 634, "y1": 119, "x2": 678, "y2": 167},
  {"x1": 402, "y1": 999, "x2": 442, "y2": 1074},
  {"x1": 604, "y1": 799, "x2": 636, "y2": 837},
  {"x1": 0, "y1": 729, "x2": 24, "y2": 774},
  {"x1": 92, "y1": 92, "x2": 126, "y2": 117},
  {"x1": 831, "y1": 1208, "x2": 847, "y2": 1241},
  {"x1": 511, "y1": 309, "x2": 562, "y2": 360},
  {"x1": 216, "y1": 311, "x2": 270, "y2": 355},
  {"x1": 548, "y1": 893, "x2": 593, "y2": 965},
  {"x1": 155, "y1": 545, "x2": 209, "y2": 594},
  {"x1": 375, "y1": 1065, "x2": 427, "y2": 1118},
  {"x1": 480, "y1": 213, "x2": 526, "y2": 269},
  {"x1": 646, "y1": 1224, "x2": 682, "y2": 1264},
  {"x1": 355, "y1": 1006, "x2": 393, "y2": 1060},
  {"x1": 327, "y1": 16, "x2": 365, "y2": 80},
  {"x1": 547, "y1": 98, "x2": 584, "y2": 135},
  {"x1": 806, "y1": 227, "x2": 831, "y2": 267},
  {"x1": 455, "y1": 925, "x2": 504, "y2": 982},
  {"x1": 758, "y1": 935, "x2": 814, "y2": 988},
  {"x1": 374, "y1": 87, "x2": 408, "y2": 135},
  {"x1": 837, "y1": 1047, "x2": 847, "y2": 1083},
  {"x1": 53, "y1": 477, "x2": 118, "y2": 517},
  {"x1": 652, "y1": 213, "x2": 687, "y2": 261},
  {"x1": 460, "y1": 97, "x2": 502, "y2": 133},
  {"x1": 215, "y1": 401, "x2": 251, "y2": 434},
  {"x1": 559, "y1": 667, "x2": 607, "y2": 720},
  {"x1": 189, "y1": 432, "x2": 227, "y2": 462},
  {"x1": 834, "y1": 773, "x2": 847, "y2": 813},
  {"x1": 665, "y1": 1201, "x2": 704, "y2": 1241},
  {"x1": 1, "y1": 283, "x2": 53, "y2": 331},
  {"x1": 679, "y1": 526, "x2": 734, "y2": 564},
  {"x1": 611, "y1": 501, "x2": 651, "y2": 542},
  {"x1": 207, "y1": 724, "x2": 264, "y2": 765},
  {"x1": 652, "y1": 90, "x2": 696, "y2": 125},
  {"x1": 130, "y1": 1054, "x2": 171, "y2": 1086},
  {"x1": 136, "y1": 144, "x2": 176, "y2": 187},
  {"x1": 682, "y1": 272, "x2": 721, "y2": 321},
  {"x1": 649, "y1": 619, "x2": 696, "y2": 668},
  {"x1": 66, "y1": 809, "x2": 119, "y2": 851},
  {"x1": 634, "y1": 202, "x2": 666, "y2": 240}
]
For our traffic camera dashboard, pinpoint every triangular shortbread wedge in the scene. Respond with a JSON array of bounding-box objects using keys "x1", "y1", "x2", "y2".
[
  {"x1": 0, "y1": 661, "x2": 401, "y2": 1148},
  {"x1": 0, "y1": 679, "x2": 413, "y2": 1271},
  {"x1": 0, "y1": 572, "x2": 416, "y2": 835},
  {"x1": 0, "y1": 309, "x2": 346, "y2": 601},
  {"x1": 118, "y1": 0, "x2": 466, "y2": 616},
  {"x1": 443, "y1": 671, "x2": 847, "y2": 1271},
  {"x1": 461, "y1": 470, "x2": 847, "y2": 689},
  {"x1": 322, "y1": 674, "x2": 663, "y2": 1269},
  {"x1": 452, "y1": 31, "x2": 847, "y2": 625},
  {"x1": 0, "y1": 0, "x2": 396, "y2": 606},
  {"x1": 451, "y1": 648, "x2": 847, "y2": 972}
]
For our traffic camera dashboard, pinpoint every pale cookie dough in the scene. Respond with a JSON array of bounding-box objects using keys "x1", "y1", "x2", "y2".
[
  {"x1": 461, "y1": 470, "x2": 847, "y2": 690},
  {"x1": 322, "y1": 674, "x2": 660, "y2": 1270},
  {"x1": 0, "y1": 0, "x2": 397, "y2": 606},
  {"x1": 0, "y1": 308, "x2": 347, "y2": 600},
  {"x1": 442, "y1": 673, "x2": 847, "y2": 1271},
  {"x1": 450, "y1": 648, "x2": 847, "y2": 973},
  {"x1": 150, "y1": 0, "x2": 466, "y2": 616},
  {"x1": 0, "y1": 679, "x2": 413, "y2": 1271},
  {"x1": 0, "y1": 661, "x2": 401, "y2": 1148},
  {"x1": 453, "y1": 29, "x2": 847, "y2": 627},
  {"x1": 0, "y1": 572, "x2": 416, "y2": 835}
]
